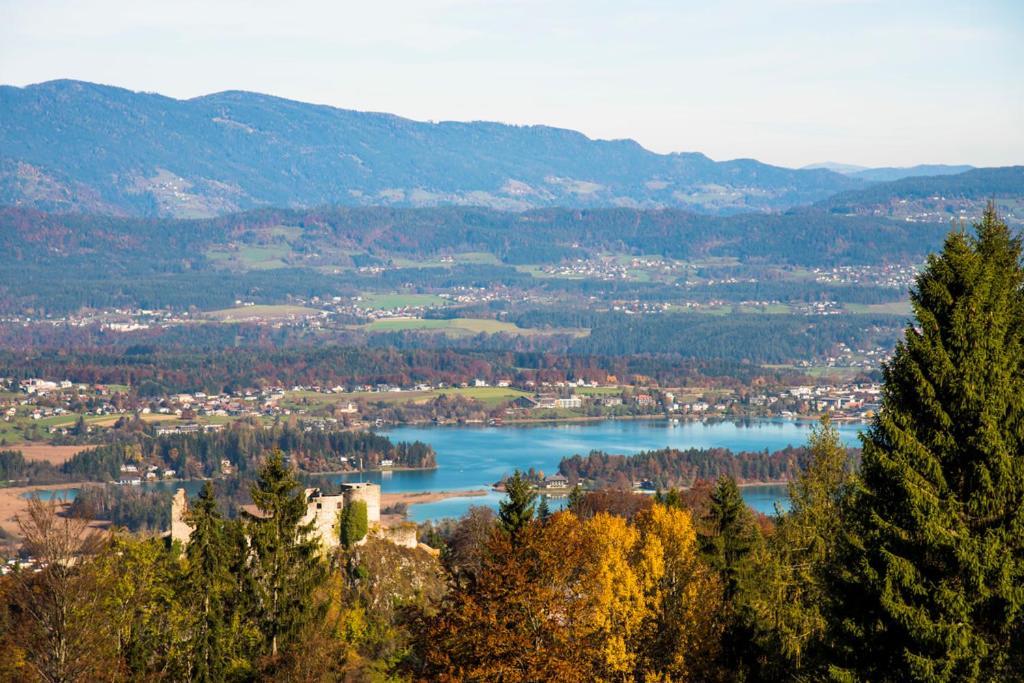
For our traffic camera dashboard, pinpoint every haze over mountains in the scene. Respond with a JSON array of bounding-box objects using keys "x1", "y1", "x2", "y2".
[
  {"x1": 0, "y1": 80, "x2": 1018, "y2": 222},
  {"x1": 802, "y1": 162, "x2": 975, "y2": 182}
]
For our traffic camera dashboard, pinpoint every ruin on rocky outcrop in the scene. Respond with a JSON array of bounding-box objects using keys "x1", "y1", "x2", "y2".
[{"x1": 170, "y1": 482, "x2": 417, "y2": 551}]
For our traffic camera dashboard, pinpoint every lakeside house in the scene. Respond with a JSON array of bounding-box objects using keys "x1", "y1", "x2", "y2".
[{"x1": 543, "y1": 474, "x2": 569, "y2": 490}]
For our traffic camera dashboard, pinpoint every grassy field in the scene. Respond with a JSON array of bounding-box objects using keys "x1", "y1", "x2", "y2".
[
  {"x1": 206, "y1": 244, "x2": 292, "y2": 270},
  {"x1": 283, "y1": 390, "x2": 432, "y2": 410},
  {"x1": 358, "y1": 317, "x2": 588, "y2": 338},
  {"x1": 733, "y1": 303, "x2": 792, "y2": 314},
  {"x1": 845, "y1": 301, "x2": 912, "y2": 315},
  {"x1": 390, "y1": 252, "x2": 500, "y2": 268},
  {"x1": 361, "y1": 317, "x2": 516, "y2": 334},
  {"x1": 204, "y1": 304, "x2": 322, "y2": 322},
  {"x1": 431, "y1": 386, "x2": 532, "y2": 406},
  {"x1": 0, "y1": 411, "x2": 181, "y2": 444},
  {"x1": 284, "y1": 385, "x2": 532, "y2": 410},
  {"x1": 11, "y1": 444, "x2": 94, "y2": 465},
  {"x1": 362, "y1": 317, "x2": 589, "y2": 338},
  {"x1": 0, "y1": 420, "x2": 20, "y2": 444},
  {"x1": 358, "y1": 293, "x2": 448, "y2": 310},
  {"x1": 764, "y1": 364, "x2": 864, "y2": 381},
  {"x1": 575, "y1": 386, "x2": 622, "y2": 396}
]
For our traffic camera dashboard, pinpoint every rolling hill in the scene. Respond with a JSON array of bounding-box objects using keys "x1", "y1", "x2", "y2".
[
  {"x1": 816, "y1": 166, "x2": 1024, "y2": 225},
  {"x1": 803, "y1": 163, "x2": 974, "y2": 182},
  {"x1": 0, "y1": 79, "x2": 863, "y2": 217}
]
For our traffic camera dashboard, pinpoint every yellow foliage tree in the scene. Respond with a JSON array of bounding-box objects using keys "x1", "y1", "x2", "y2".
[
  {"x1": 580, "y1": 513, "x2": 652, "y2": 678},
  {"x1": 635, "y1": 503, "x2": 724, "y2": 681},
  {"x1": 413, "y1": 504, "x2": 724, "y2": 682}
]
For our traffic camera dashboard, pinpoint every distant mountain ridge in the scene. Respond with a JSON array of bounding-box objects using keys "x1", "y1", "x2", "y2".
[
  {"x1": 0, "y1": 79, "x2": 864, "y2": 217},
  {"x1": 816, "y1": 166, "x2": 1024, "y2": 225},
  {"x1": 803, "y1": 162, "x2": 975, "y2": 182}
]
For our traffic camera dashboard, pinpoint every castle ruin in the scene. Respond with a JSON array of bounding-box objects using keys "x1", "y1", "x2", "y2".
[{"x1": 170, "y1": 481, "x2": 417, "y2": 550}]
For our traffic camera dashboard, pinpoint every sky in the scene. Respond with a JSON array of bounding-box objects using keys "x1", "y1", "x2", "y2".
[{"x1": 1, "y1": 0, "x2": 1021, "y2": 168}]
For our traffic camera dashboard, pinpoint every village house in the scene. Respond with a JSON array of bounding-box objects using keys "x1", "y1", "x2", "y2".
[
  {"x1": 543, "y1": 474, "x2": 569, "y2": 490},
  {"x1": 336, "y1": 401, "x2": 359, "y2": 414}
]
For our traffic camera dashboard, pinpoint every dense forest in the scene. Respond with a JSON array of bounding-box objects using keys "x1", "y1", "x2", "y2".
[
  {"x1": 0, "y1": 424, "x2": 434, "y2": 485},
  {"x1": 0, "y1": 203, "x2": 945, "y2": 314},
  {"x1": 0, "y1": 345, "x2": 811, "y2": 396},
  {"x1": 569, "y1": 311, "x2": 902, "y2": 361},
  {"x1": 819, "y1": 166, "x2": 1024, "y2": 211},
  {"x1": 67, "y1": 485, "x2": 173, "y2": 533},
  {"x1": 558, "y1": 444, "x2": 862, "y2": 490},
  {"x1": 1, "y1": 203, "x2": 950, "y2": 268}
]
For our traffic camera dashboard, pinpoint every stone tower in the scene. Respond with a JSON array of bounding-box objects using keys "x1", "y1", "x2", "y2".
[
  {"x1": 341, "y1": 482, "x2": 381, "y2": 524},
  {"x1": 170, "y1": 488, "x2": 193, "y2": 546}
]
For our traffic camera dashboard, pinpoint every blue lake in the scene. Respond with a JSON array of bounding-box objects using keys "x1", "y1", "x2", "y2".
[
  {"x1": 27, "y1": 419, "x2": 864, "y2": 520},
  {"x1": 370, "y1": 419, "x2": 864, "y2": 519}
]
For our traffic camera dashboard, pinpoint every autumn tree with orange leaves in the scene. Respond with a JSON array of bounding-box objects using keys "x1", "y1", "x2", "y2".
[{"x1": 409, "y1": 503, "x2": 722, "y2": 682}]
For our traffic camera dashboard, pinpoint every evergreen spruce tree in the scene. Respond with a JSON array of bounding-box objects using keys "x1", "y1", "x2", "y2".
[
  {"x1": 827, "y1": 205, "x2": 1024, "y2": 682},
  {"x1": 537, "y1": 496, "x2": 551, "y2": 521},
  {"x1": 184, "y1": 482, "x2": 233, "y2": 682},
  {"x1": 73, "y1": 414, "x2": 88, "y2": 437},
  {"x1": 246, "y1": 450, "x2": 326, "y2": 658},
  {"x1": 700, "y1": 475, "x2": 761, "y2": 601},
  {"x1": 498, "y1": 471, "x2": 536, "y2": 539},
  {"x1": 700, "y1": 474, "x2": 763, "y2": 676},
  {"x1": 663, "y1": 487, "x2": 683, "y2": 509},
  {"x1": 747, "y1": 415, "x2": 851, "y2": 677},
  {"x1": 568, "y1": 483, "x2": 585, "y2": 512}
]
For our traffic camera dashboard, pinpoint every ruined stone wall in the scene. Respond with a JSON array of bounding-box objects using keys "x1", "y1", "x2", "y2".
[
  {"x1": 301, "y1": 490, "x2": 345, "y2": 550},
  {"x1": 171, "y1": 482, "x2": 392, "y2": 553},
  {"x1": 377, "y1": 524, "x2": 418, "y2": 549}
]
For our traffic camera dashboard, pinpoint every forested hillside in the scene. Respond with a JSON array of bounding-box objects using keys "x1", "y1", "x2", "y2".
[
  {"x1": 0, "y1": 204, "x2": 948, "y2": 314},
  {"x1": 0, "y1": 80, "x2": 862, "y2": 216},
  {"x1": 818, "y1": 166, "x2": 1024, "y2": 224}
]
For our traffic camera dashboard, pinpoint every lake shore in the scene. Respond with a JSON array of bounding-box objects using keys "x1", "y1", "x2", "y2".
[
  {"x1": 0, "y1": 482, "x2": 100, "y2": 537},
  {"x1": 381, "y1": 489, "x2": 488, "y2": 508},
  {"x1": 388, "y1": 415, "x2": 869, "y2": 428}
]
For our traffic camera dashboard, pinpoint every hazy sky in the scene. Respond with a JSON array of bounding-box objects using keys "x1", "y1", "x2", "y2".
[{"x1": 1, "y1": 0, "x2": 1021, "y2": 168}]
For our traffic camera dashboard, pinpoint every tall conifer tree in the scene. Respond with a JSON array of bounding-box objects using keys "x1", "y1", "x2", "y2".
[
  {"x1": 185, "y1": 482, "x2": 233, "y2": 682},
  {"x1": 828, "y1": 205, "x2": 1024, "y2": 681},
  {"x1": 700, "y1": 475, "x2": 761, "y2": 601},
  {"x1": 498, "y1": 471, "x2": 537, "y2": 540},
  {"x1": 246, "y1": 450, "x2": 326, "y2": 658},
  {"x1": 747, "y1": 415, "x2": 851, "y2": 677},
  {"x1": 700, "y1": 475, "x2": 763, "y2": 677}
]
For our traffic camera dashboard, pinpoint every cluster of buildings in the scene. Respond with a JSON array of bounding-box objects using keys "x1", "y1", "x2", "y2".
[
  {"x1": 118, "y1": 462, "x2": 178, "y2": 485},
  {"x1": 1, "y1": 379, "x2": 129, "y2": 431},
  {"x1": 5, "y1": 368, "x2": 887, "y2": 446},
  {"x1": 509, "y1": 381, "x2": 884, "y2": 422},
  {"x1": 537, "y1": 257, "x2": 634, "y2": 281},
  {"x1": 0, "y1": 307, "x2": 193, "y2": 332},
  {"x1": 158, "y1": 388, "x2": 287, "y2": 419},
  {"x1": 813, "y1": 263, "x2": 919, "y2": 289}
]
